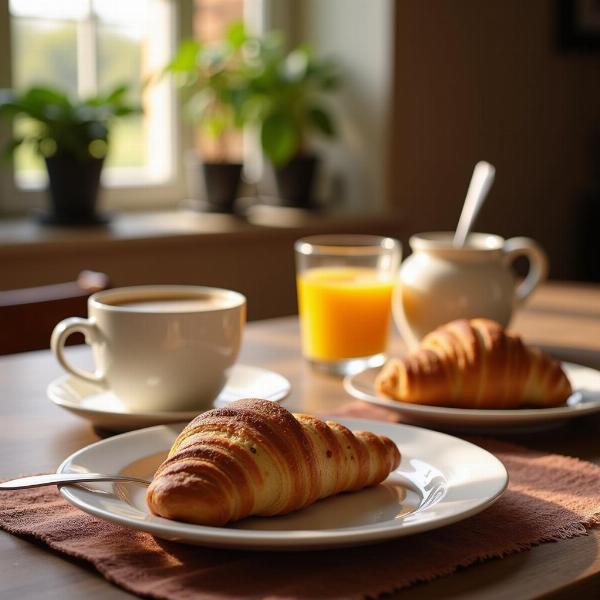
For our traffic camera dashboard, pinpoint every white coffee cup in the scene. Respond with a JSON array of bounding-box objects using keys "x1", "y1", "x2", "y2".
[{"x1": 51, "y1": 285, "x2": 246, "y2": 412}]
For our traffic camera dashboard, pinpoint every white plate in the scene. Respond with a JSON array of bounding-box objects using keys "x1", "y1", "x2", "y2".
[
  {"x1": 48, "y1": 364, "x2": 291, "y2": 432},
  {"x1": 57, "y1": 419, "x2": 507, "y2": 550},
  {"x1": 344, "y1": 362, "x2": 600, "y2": 432}
]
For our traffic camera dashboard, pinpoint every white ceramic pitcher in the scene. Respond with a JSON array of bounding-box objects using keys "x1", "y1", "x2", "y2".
[{"x1": 393, "y1": 232, "x2": 548, "y2": 348}]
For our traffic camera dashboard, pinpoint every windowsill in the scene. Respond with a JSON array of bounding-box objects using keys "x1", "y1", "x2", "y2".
[{"x1": 0, "y1": 207, "x2": 403, "y2": 254}]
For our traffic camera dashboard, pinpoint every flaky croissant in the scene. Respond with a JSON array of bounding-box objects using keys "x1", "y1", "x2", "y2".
[
  {"x1": 376, "y1": 318, "x2": 572, "y2": 409},
  {"x1": 147, "y1": 398, "x2": 400, "y2": 526}
]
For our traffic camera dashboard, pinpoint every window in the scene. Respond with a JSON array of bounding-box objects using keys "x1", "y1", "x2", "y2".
[
  {"x1": 0, "y1": 0, "x2": 265, "y2": 214},
  {"x1": 8, "y1": 0, "x2": 176, "y2": 190}
]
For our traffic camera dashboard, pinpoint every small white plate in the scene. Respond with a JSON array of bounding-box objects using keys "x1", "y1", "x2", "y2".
[
  {"x1": 48, "y1": 364, "x2": 291, "y2": 432},
  {"x1": 57, "y1": 418, "x2": 507, "y2": 550},
  {"x1": 344, "y1": 362, "x2": 600, "y2": 432}
]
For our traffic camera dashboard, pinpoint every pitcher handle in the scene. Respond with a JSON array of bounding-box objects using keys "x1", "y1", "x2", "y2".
[
  {"x1": 50, "y1": 317, "x2": 106, "y2": 385},
  {"x1": 503, "y1": 237, "x2": 548, "y2": 305}
]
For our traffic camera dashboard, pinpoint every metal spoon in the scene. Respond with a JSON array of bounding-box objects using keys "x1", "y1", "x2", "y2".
[
  {"x1": 453, "y1": 161, "x2": 496, "y2": 247},
  {"x1": 0, "y1": 473, "x2": 150, "y2": 490}
]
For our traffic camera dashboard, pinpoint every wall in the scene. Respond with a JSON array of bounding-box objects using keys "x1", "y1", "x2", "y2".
[
  {"x1": 0, "y1": 3, "x2": 12, "y2": 210},
  {"x1": 292, "y1": 0, "x2": 395, "y2": 213},
  {"x1": 390, "y1": 1, "x2": 600, "y2": 279},
  {"x1": 0, "y1": 213, "x2": 403, "y2": 321}
]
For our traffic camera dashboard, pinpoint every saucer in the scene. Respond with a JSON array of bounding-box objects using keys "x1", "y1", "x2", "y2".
[{"x1": 48, "y1": 364, "x2": 291, "y2": 432}]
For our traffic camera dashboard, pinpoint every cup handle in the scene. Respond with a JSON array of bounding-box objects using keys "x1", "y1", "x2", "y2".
[
  {"x1": 50, "y1": 317, "x2": 106, "y2": 385},
  {"x1": 503, "y1": 237, "x2": 548, "y2": 305}
]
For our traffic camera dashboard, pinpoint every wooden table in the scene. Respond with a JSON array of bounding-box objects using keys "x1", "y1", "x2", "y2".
[{"x1": 1, "y1": 281, "x2": 600, "y2": 599}]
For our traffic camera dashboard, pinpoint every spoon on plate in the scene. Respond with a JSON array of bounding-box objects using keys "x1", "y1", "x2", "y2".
[
  {"x1": 453, "y1": 161, "x2": 496, "y2": 247},
  {"x1": 0, "y1": 473, "x2": 150, "y2": 489}
]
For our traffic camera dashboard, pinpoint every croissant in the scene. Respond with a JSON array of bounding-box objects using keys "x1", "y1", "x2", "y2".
[
  {"x1": 376, "y1": 318, "x2": 572, "y2": 409},
  {"x1": 146, "y1": 398, "x2": 400, "y2": 526}
]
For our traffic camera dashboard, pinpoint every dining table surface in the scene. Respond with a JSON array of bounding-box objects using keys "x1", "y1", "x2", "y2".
[{"x1": 1, "y1": 280, "x2": 600, "y2": 600}]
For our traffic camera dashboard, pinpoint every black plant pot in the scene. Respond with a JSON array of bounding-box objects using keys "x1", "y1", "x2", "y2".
[
  {"x1": 43, "y1": 154, "x2": 107, "y2": 225},
  {"x1": 187, "y1": 156, "x2": 243, "y2": 213},
  {"x1": 273, "y1": 154, "x2": 319, "y2": 209}
]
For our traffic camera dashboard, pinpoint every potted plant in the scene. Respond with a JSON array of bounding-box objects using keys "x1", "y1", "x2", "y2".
[
  {"x1": 167, "y1": 23, "x2": 251, "y2": 213},
  {"x1": 247, "y1": 34, "x2": 341, "y2": 209},
  {"x1": 0, "y1": 84, "x2": 140, "y2": 225}
]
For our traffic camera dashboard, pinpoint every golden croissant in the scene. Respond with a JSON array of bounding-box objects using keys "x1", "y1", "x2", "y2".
[
  {"x1": 147, "y1": 398, "x2": 400, "y2": 525},
  {"x1": 376, "y1": 318, "x2": 572, "y2": 409}
]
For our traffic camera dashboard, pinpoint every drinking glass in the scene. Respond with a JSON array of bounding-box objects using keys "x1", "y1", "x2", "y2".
[{"x1": 295, "y1": 235, "x2": 401, "y2": 375}]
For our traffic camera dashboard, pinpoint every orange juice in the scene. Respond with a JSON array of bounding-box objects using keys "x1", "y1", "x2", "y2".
[{"x1": 297, "y1": 267, "x2": 394, "y2": 361}]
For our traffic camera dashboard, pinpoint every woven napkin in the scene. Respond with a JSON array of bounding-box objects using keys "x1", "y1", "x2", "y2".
[{"x1": 2, "y1": 405, "x2": 600, "y2": 600}]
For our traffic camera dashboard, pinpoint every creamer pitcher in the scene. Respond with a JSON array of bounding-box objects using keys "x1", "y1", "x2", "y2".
[{"x1": 393, "y1": 232, "x2": 548, "y2": 348}]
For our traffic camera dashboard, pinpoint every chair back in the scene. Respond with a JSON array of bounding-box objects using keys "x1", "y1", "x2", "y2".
[{"x1": 0, "y1": 271, "x2": 109, "y2": 355}]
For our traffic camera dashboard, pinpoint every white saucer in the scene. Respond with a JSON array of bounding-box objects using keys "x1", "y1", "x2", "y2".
[
  {"x1": 344, "y1": 362, "x2": 600, "y2": 433},
  {"x1": 48, "y1": 364, "x2": 291, "y2": 432},
  {"x1": 57, "y1": 418, "x2": 507, "y2": 550}
]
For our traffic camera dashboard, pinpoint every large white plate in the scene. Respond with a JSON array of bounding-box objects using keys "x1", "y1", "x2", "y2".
[
  {"x1": 57, "y1": 419, "x2": 507, "y2": 550},
  {"x1": 344, "y1": 362, "x2": 600, "y2": 432},
  {"x1": 48, "y1": 364, "x2": 291, "y2": 432}
]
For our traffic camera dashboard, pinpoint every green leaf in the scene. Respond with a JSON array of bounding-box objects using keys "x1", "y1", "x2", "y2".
[
  {"x1": 0, "y1": 101, "x2": 22, "y2": 119},
  {"x1": 104, "y1": 84, "x2": 128, "y2": 104},
  {"x1": 0, "y1": 90, "x2": 20, "y2": 117},
  {"x1": 168, "y1": 39, "x2": 202, "y2": 73},
  {"x1": 310, "y1": 61, "x2": 341, "y2": 91},
  {"x1": 13, "y1": 87, "x2": 71, "y2": 124},
  {"x1": 226, "y1": 21, "x2": 247, "y2": 49},
  {"x1": 23, "y1": 86, "x2": 71, "y2": 111},
  {"x1": 308, "y1": 106, "x2": 335, "y2": 137},
  {"x1": 0, "y1": 82, "x2": 141, "y2": 159},
  {"x1": 260, "y1": 112, "x2": 299, "y2": 165},
  {"x1": 112, "y1": 104, "x2": 141, "y2": 117},
  {"x1": 319, "y1": 69, "x2": 341, "y2": 91},
  {"x1": 2, "y1": 136, "x2": 24, "y2": 160},
  {"x1": 202, "y1": 105, "x2": 232, "y2": 139}
]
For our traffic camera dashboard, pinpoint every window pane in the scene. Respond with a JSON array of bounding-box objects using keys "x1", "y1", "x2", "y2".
[
  {"x1": 11, "y1": 18, "x2": 78, "y2": 93},
  {"x1": 96, "y1": 19, "x2": 145, "y2": 169},
  {"x1": 92, "y1": 0, "x2": 149, "y2": 29},
  {"x1": 9, "y1": 0, "x2": 89, "y2": 21}
]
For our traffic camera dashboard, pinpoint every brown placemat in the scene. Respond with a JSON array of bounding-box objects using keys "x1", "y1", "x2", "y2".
[{"x1": 1, "y1": 408, "x2": 600, "y2": 599}]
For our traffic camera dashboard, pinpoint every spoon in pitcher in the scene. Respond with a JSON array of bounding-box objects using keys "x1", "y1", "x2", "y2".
[
  {"x1": 0, "y1": 473, "x2": 151, "y2": 490},
  {"x1": 453, "y1": 161, "x2": 496, "y2": 247}
]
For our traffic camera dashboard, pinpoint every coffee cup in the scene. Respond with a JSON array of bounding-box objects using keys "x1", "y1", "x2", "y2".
[{"x1": 51, "y1": 285, "x2": 246, "y2": 412}]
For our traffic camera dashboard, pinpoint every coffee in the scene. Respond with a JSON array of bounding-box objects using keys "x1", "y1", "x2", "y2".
[{"x1": 107, "y1": 296, "x2": 224, "y2": 313}]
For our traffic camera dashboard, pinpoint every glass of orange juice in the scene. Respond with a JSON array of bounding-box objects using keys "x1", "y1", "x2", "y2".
[{"x1": 295, "y1": 235, "x2": 401, "y2": 375}]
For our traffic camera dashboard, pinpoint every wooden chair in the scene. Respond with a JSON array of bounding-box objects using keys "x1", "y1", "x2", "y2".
[{"x1": 0, "y1": 271, "x2": 110, "y2": 355}]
